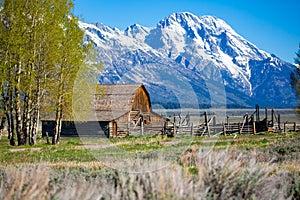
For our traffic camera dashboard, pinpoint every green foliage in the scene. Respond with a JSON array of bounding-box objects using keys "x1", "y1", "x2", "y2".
[
  {"x1": 72, "y1": 44, "x2": 103, "y2": 122},
  {"x1": 286, "y1": 171, "x2": 300, "y2": 199},
  {"x1": 262, "y1": 135, "x2": 300, "y2": 162},
  {"x1": 0, "y1": 0, "x2": 100, "y2": 145},
  {"x1": 188, "y1": 166, "x2": 198, "y2": 175}
]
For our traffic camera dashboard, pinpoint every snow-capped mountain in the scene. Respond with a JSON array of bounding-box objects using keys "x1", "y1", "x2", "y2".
[{"x1": 79, "y1": 12, "x2": 296, "y2": 108}]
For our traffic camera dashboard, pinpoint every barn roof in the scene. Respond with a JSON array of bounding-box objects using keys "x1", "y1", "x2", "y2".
[
  {"x1": 92, "y1": 84, "x2": 150, "y2": 121},
  {"x1": 42, "y1": 84, "x2": 152, "y2": 122}
]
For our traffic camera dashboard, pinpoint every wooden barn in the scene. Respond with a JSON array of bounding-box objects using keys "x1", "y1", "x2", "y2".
[{"x1": 42, "y1": 84, "x2": 164, "y2": 138}]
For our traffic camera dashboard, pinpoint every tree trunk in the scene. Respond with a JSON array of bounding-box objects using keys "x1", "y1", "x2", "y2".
[
  {"x1": 30, "y1": 76, "x2": 42, "y2": 146},
  {"x1": 15, "y1": 91, "x2": 24, "y2": 145},
  {"x1": 52, "y1": 91, "x2": 62, "y2": 145},
  {"x1": 57, "y1": 106, "x2": 63, "y2": 144},
  {"x1": 0, "y1": 115, "x2": 5, "y2": 140},
  {"x1": 9, "y1": 110, "x2": 16, "y2": 146},
  {"x1": 6, "y1": 112, "x2": 11, "y2": 140},
  {"x1": 53, "y1": 68, "x2": 64, "y2": 145},
  {"x1": 15, "y1": 62, "x2": 25, "y2": 146},
  {"x1": 52, "y1": 105, "x2": 61, "y2": 145},
  {"x1": 30, "y1": 109, "x2": 38, "y2": 145},
  {"x1": 2, "y1": 94, "x2": 10, "y2": 140},
  {"x1": 22, "y1": 94, "x2": 31, "y2": 144},
  {"x1": 8, "y1": 88, "x2": 15, "y2": 146},
  {"x1": 31, "y1": 92, "x2": 40, "y2": 146}
]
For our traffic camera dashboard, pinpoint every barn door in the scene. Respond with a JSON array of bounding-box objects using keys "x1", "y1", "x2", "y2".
[{"x1": 112, "y1": 121, "x2": 117, "y2": 137}]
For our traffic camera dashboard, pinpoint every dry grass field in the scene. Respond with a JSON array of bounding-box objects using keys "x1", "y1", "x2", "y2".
[{"x1": 0, "y1": 130, "x2": 300, "y2": 199}]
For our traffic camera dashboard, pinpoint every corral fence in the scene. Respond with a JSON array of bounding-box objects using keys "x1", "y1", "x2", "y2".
[
  {"x1": 126, "y1": 106, "x2": 300, "y2": 137},
  {"x1": 283, "y1": 122, "x2": 300, "y2": 133}
]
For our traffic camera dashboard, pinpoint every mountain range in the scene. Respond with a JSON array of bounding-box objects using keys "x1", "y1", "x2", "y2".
[{"x1": 79, "y1": 12, "x2": 296, "y2": 108}]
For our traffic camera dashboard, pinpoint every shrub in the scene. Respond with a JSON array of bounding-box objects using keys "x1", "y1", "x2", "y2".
[{"x1": 0, "y1": 147, "x2": 298, "y2": 199}]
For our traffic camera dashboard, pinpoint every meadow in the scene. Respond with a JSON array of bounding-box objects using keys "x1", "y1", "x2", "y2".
[{"x1": 0, "y1": 131, "x2": 300, "y2": 199}]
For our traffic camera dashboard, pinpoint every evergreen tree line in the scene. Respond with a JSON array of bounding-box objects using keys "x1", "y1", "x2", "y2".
[
  {"x1": 0, "y1": 0, "x2": 93, "y2": 145},
  {"x1": 291, "y1": 44, "x2": 300, "y2": 115}
]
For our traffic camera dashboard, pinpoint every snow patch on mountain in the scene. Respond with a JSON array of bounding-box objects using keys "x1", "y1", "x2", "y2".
[{"x1": 79, "y1": 12, "x2": 296, "y2": 108}]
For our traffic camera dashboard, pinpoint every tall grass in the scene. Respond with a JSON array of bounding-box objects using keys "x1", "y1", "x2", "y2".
[
  {"x1": 0, "y1": 134, "x2": 299, "y2": 199},
  {"x1": 0, "y1": 148, "x2": 299, "y2": 200}
]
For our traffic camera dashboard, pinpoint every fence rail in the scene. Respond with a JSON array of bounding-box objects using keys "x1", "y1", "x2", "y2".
[
  {"x1": 115, "y1": 107, "x2": 300, "y2": 137},
  {"x1": 120, "y1": 122, "x2": 300, "y2": 138}
]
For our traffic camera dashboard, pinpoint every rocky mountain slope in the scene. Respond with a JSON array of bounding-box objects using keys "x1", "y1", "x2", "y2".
[{"x1": 79, "y1": 12, "x2": 296, "y2": 108}]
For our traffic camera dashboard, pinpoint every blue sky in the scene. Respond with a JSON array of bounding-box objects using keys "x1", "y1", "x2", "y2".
[{"x1": 73, "y1": 0, "x2": 300, "y2": 63}]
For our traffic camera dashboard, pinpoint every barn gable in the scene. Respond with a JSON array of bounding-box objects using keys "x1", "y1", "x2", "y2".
[{"x1": 93, "y1": 84, "x2": 152, "y2": 122}]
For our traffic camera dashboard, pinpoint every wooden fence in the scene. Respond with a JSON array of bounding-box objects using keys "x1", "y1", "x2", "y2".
[
  {"x1": 114, "y1": 121, "x2": 300, "y2": 138},
  {"x1": 117, "y1": 107, "x2": 300, "y2": 137},
  {"x1": 283, "y1": 122, "x2": 300, "y2": 133}
]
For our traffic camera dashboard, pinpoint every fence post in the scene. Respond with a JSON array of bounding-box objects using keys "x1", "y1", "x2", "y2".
[
  {"x1": 191, "y1": 122, "x2": 194, "y2": 135},
  {"x1": 294, "y1": 122, "x2": 296, "y2": 132},
  {"x1": 163, "y1": 120, "x2": 167, "y2": 135},
  {"x1": 284, "y1": 122, "x2": 286, "y2": 133},
  {"x1": 208, "y1": 125, "x2": 211, "y2": 137},
  {"x1": 238, "y1": 122, "x2": 241, "y2": 134},
  {"x1": 140, "y1": 114, "x2": 144, "y2": 135},
  {"x1": 256, "y1": 104, "x2": 260, "y2": 121},
  {"x1": 128, "y1": 112, "x2": 131, "y2": 135},
  {"x1": 178, "y1": 114, "x2": 182, "y2": 127},
  {"x1": 204, "y1": 112, "x2": 211, "y2": 137},
  {"x1": 173, "y1": 114, "x2": 176, "y2": 126},
  {"x1": 173, "y1": 123, "x2": 177, "y2": 137},
  {"x1": 186, "y1": 113, "x2": 190, "y2": 126},
  {"x1": 213, "y1": 115, "x2": 216, "y2": 126},
  {"x1": 265, "y1": 108, "x2": 268, "y2": 129},
  {"x1": 253, "y1": 121, "x2": 256, "y2": 134},
  {"x1": 271, "y1": 108, "x2": 274, "y2": 127},
  {"x1": 223, "y1": 123, "x2": 226, "y2": 136},
  {"x1": 46, "y1": 132, "x2": 50, "y2": 144},
  {"x1": 278, "y1": 114, "x2": 281, "y2": 132}
]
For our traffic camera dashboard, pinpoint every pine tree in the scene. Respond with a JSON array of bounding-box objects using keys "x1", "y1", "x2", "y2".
[{"x1": 291, "y1": 44, "x2": 300, "y2": 114}]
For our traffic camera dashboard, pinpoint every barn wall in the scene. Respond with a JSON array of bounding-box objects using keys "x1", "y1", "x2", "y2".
[
  {"x1": 149, "y1": 112, "x2": 164, "y2": 126},
  {"x1": 109, "y1": 113, "x2": 130, "y2": 138},
  {"x1": 132, "y1": 86, "x2": 151, "y2": 112},
  {"x1": 42, "y1": 121, "x2": 55, "y2": 137},
  {"x1": 42, "y1": 121, "x2": 109, "y2": 138}
]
